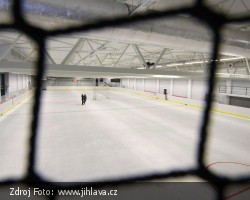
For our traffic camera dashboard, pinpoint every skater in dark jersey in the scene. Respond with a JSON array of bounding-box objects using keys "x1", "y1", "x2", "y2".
[{"x1": 81, "y1": 94, "x2": 87, "y2": 105}]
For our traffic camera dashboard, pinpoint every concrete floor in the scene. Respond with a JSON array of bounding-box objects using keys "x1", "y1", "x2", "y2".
[{"x1": 0, "y1": 89, "x2": 250, "y2": 182}]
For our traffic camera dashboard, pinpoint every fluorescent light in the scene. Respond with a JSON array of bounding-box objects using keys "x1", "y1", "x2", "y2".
[
  {"x1": 152, "y1": 75, "x2": 181, "y2": 78},
  {"x1": 167, "y1": 61, "x2": 205, "y2": 66},
  {"x1": 123, "y1": 76, "x2": 146, "y2": 78},
  {"x1": 163, "y1": 57, "x2": 245, "y2": 68},
  {"x1": 156, "y1": 65, "x2": 162, "y2": 68},
  {"x1": 220, "y1": 57, "x2": 244, "y2": 61},
  {"x1": 166, "y1": 63, "x2": 183, "y2": 67},
  {"x1": 185, "y1": 61, "x2": 203, "y2": 65}
]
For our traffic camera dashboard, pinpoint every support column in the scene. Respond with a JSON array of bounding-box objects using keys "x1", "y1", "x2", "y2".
[
  {"x1": 187, "y1": 79, "x2": 192, "y2": 99},
  {"x1": 132, "y1": 79, "x2": 135, "y2": 90},
  {"x1": 4, "y1": 73, "x2": 9, "y2": 95},
  {"x1": 245, "y1": 58, "x2": 250, "y2": 75},
  {"x1": 170, "y1": 79, "x2": 173, "y2": 96},
  {"x1": 128, "y1": 78, "x2": 130, "y2": 89},
  {"x1": 17, "y1": 74, "x2": 19, "y2": 91},
  {"x1": 135, "y1": 79, "x2": 137, "y2": 90},
  {"x1": 142, "y1": 79, "x2": 145, "y2": 92},
  {"x1": 224, "y1": 79, "x2": 232, "y2": 105},
  {"x1": 226, "y1": 79, "x2": 232, "y2": 94},
  {"x1": 156, "y1": 78, "x2": 160, "y2": 94}
]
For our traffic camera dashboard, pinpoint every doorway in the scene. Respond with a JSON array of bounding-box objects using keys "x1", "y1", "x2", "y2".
[{"x1": 1, "y1": 74, "x2": 5, "y2": 96}]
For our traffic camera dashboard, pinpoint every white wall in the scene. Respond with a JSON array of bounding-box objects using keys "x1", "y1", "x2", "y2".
[
  {"x1": 232, "y1": 80, "x2": 250, "y2": 87},
  {"x1": 8, "y1": 73, "x2": 18, "y2": 94},
  {"x1": 22, "y1": 75, "x2": 30, "y2": 89},
  {"x1": 215, "y1": 80, "x2": 228, "y2": 104},
  {"x1": 136, "y1": 79, "x2": 143, "y2": 91},
  {"x1": 129, "y1": 79, "x2": 136, "y2": 90},
  {"x1": 173, "y1": 79, "x2": 188, "y2": 98},
  {"x1": 17, "y1": 74, "x2": 23, "y2": 91},
  {"x1": 77, "y1": 80, "x2": 95, "y2": 86},
  {"x1": 119, "y1": 77, "x2": 249, "y2": 107},
  {"x1": 216, "y1": 80, "x2": 227, "y2": 92},
  {"x1": 144, "y1": 79, "x2": 157, "y2": 93},
  {"x1": 47, "y1": 78, "x2": 95, "y2": 86},
  {"x1": 121, "y1": 79, "x2": 129, "y2": 88},
  {"x1": 57, "y1": 80, "x2": 76, "y2": 86},
  {"x1": 191, "y1": 80, "x2": 207, "y2": 101},
  {"x1": 4, "y1": 73, "x2": 31, "y2": 95},
  {"x1": 159, "y1": 79, "x2": 171, "y2": 94}
]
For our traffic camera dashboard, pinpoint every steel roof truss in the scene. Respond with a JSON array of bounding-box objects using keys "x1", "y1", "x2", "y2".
[
  {"x1": 61, "y1": 38, "x2": 84, "y2": 65},
  {"x1": 114, "y1": 44, "x2": 130, "y2": 68},
  {"x1": 132, "y1": 44, "x2": 148, "y2": 69},
  {"x1": 0, "y1": 34, "x2": 22, "y2": 61}
]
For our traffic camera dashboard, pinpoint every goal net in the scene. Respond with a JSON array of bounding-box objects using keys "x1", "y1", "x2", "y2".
[{"x1": 92, "y1": 87, "x2": 110, "y2": 100}]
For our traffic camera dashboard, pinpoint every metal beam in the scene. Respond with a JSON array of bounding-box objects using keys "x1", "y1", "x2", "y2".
[
  {"x1": 0, "y1": 34, "x2": 22, "y2": 61},
  {"x1": 169, "y1": 51, "x2": 179, "y2": 71},
  {"x1": 245, "y1": 58, "x2": 250, "y2": 75},
  {"x1": 226, "y1": 0, "x2": 236, "y2": 14},
  {"x1": 75, "y1": 40, "x2": 112, "y2": 65},
  {"x1": 233, "y1": 66, "x2": 238, "y2": 74},
  {"x1": 132, "y1": 44, "x2": 148, "y2": 69},
  {"x1": 45, "y1": 51, "x2": 56, "y2": 64},
  {"x1": 153, "y1": 48, "x2": 166, "y2": 69},
  {"x1": 130, "y1": 0, "x2": 156, "y2": 15},
  {"x1": 86, "y1": 40, "x2": 104, "y2": 66},
  {"x1": 128, "y1": 56, "x2": 137, "y2": 67},
  {"x1": 25, "y1": 50, "x2": 35, "y2": 62},
  {"x1": 0, "y1": 61, "x2": 204, "y2": 78},
  {"x1": 101, "y1": 54, "x2": 109, "y2": 64},
  {"x1": 114, "y1": 44, "x2": 130, "y2": 68},
  {"x1": 61, "y1": 38, "x2": 84, "y2": 65},
  {"x1": 198, "y1": 52, "x2": 207, "y2": 72},
  {"x1": 1, "y1": 61, "x2": 249, "y2": 79},
  {"x1": 109, "y1": 54, "x2": 117, "y2": 66},
  {"x1": 10, "y1": 49, "x2": 28, "y2": 61}
]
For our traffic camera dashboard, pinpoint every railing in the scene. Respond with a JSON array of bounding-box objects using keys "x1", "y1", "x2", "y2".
[
  {"x1": 100, "y1": 82, "x2": 120, "y2": 87},
  {"x1": 0, "y1": 89, "x2": 27, "y2": 103},
  {"x1": 0, "y1": 89, "x2": 33, "y2": 115},
  {"x1": 219, "y1": 85, "x2": 250, "y2": 96},
  {"x1": 103, "y1": 82, "x2": 112, "y2": 87}
]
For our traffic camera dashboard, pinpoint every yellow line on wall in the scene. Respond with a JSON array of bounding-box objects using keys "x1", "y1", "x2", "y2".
[
  {"x1": 47, "y1": 87, "x2": 250, "y2": 120},
  {"x1": 0, "y1": 92, "x2": 34, "y2": 116},
  {"x1": 112, "y1": 89, "x2": 250, "y2": 120}
]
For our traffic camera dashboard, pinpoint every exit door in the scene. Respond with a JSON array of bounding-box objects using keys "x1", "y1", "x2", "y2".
[{"x1": 1, "y1": 74, "x2": 5, "y2": 96}]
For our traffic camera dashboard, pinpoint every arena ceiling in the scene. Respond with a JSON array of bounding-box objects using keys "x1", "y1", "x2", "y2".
[{"x1": 0, "y1": 0, "x2": 249, "y2": 79}]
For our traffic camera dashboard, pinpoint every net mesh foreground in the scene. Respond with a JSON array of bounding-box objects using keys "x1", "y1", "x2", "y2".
[{"x1": 0, "y1": 0, "x2": 250, "y2": 199}]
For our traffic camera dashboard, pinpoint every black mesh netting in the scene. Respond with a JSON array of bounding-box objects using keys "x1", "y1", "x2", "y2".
[{"x1": 0, "y1": 0, "x2": 250, "y2": 199}]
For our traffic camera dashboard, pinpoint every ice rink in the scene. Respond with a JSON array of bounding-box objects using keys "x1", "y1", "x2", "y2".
[{"x1": 1, "y1": 89, "x2": 250, "y2": 182}]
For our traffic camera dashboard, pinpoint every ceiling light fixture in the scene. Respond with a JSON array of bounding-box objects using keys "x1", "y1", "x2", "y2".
[
  {"x1": 219, "y1": 57, "x2": 244, "y2": 61},
  {"x1": 166, "y1": 63, "x2": 184, "y2": 67},
  {"x1": 185, "y1": 61, "x2": 204, "y2": 65}
]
